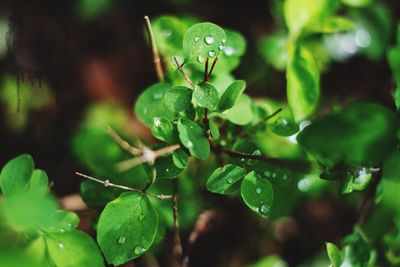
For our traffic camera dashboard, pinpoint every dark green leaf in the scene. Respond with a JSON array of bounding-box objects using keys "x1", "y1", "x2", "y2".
[
  {"x1": 97, "y1": 192, "x2": 158, "y2": 265},
  {"x1": 192, "y1": 83, "x2": 219, "y2": 111},
  {"x1": 155, "y1": 155, "x2": 184, "y2": 178},
  {"x1": 218, "y1": 80, "x2": 246, "y2": 112},
  {"x1": 0, "y1": 154, "x2": 34, "y2": 197},
  {"x1": 135, "y1": 83, "x2": 175, "y2": 127},
  {"x1": 206, "y1": 164, "x2": 246, "y2": 195},
  {"x1": 172, "y1": 149, "x2": 189, "y2": 169},
  {"x1": 177, "y1": 119, "x2": 210, "y2": 160},
  {"x1": 163, "y1": 86, "x2": 193, "y2": 113},
  {"x1": 240, "y1": 171, "x2": 274, "y2": 218}
]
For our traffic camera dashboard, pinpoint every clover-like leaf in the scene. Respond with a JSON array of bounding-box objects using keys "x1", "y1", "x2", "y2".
[
  {"x1": 97, "y1": 192, "x2": 158, "y2": 265},
  {"x1": 163, "y1": 86, "x2": 193, "y2": 113},
  {"x1": 177, "y1": 119, "x2": 210, "y2": 160},
  {"x1": 192, "y1": 83, "x2": 219, "y2": 111},
  {"x1": 45, "y1": 230, "x2": 104, "y2": 267},
  {"x1": 240, "y1": 171, "x2": 274, "y2": 218},
  {"x1": 183, "y1": 22, "x2": 226, "y2": 64},
  {"x1": 0, "y1": 154, "x2": 34, "y2": 197},
  {"x1": 206, "y1": 164, "x2": 246, "y2": 195},
  {"x1": 135, "y1": 83, "x2": 175, "y2": 127},
  {"x1": 218, "y1": 80, "x2": 246, "y2": 112}
]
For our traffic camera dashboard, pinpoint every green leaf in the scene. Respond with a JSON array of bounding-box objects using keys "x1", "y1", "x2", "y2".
[
  {"x1": 297, "y1": 102, "x2": 398, "y2": 166},
  {"x1": 258, "y1": 31, "x2": 288, "y2": 71},
  {"x1": 46, "y1": 210, "x2": 80, "y2": 232},
  {"x1": 222, "y1": 94, "x2": 254, "y2": 125},
  {"x1": 177, "y1": 119, "x2": 210, "y2": 160},
  {"x1": 251, "y1": 162, "x2": 293, "y2": 185},
  {"x1": 0, "y1": 154, "x2": 34, "y2": 197},
  {"x1": 155, "y1": 155, "x2": 184, "y2": 178},
  {"x1": 151, "y1": 117, "x2": 175, "y2": 144},
  {"x1": 342, "y1": 0, "x2": 372, "y2": 7},
  {"x1": 152, "y1": 16, "x2": 188, "y2": 57},
  {"x1": 27, "y1": 169, "x2": 49, "y2": 195},
  {"x1": 135, "y1": 83, "x2": 175, "y2": 127},
  {"x1": 215, "y1": 29, "x2": 247, "y2": 73},
  {"x1": 218, "y1": 80, "x2": 246, "y2": 112},
  {"x1": 3, "y1": 189, "x2": 58, "y2": 232},
  {"x1": 269, "y1": 117, "x2": 299, "y2": 137},
  {"x1": 163, "y1": 86, "x2": 193, "y2": 113},
  {"x1": 383, "y1": 150, "x2": 400, "y2": 181},
  {"x1": 326, "y1": 242, "x2": 343, "y2": 267},
  {"x1": 287, "y1": 44, "x2": 320, "y2": 121},
  {"x1": 80, "y1": 180, "x2": 123, "y2": 207},
  {"x1": 240, "y1": 171, "x2": 274, "y2": 218},
  {"x1": 183, "y1": 22, "x2": 226, "y2": 64},
  {"x1": 308, "y1": 16, "x2": 355, "y2": 33},
  {"x1": 192, "y1": 83, "x2": 219, "y2": 111},
  {"x1": 206, "y1": 164, "x2": 246, "y2": 195},
  {"x1": 388, "y1": 25, "x2": 400, "y2": 110},
  {"x1": 209, "y1": 120, "x2": 220, "y2": 140},
  {"x1": 97, "y1": 192, "x2": 158, "y2": 265},
  {"x1": 46, "y1": 230, "x2": 104, "y2": 267},
  {"x1": 172, "y1": 149, "x2": 189, "y2": 169}
]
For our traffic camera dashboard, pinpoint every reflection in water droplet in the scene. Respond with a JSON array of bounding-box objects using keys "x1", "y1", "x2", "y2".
[
  {"x1": 134, "y1": 245, "x2": 146, "y2": 255},
  {"x1": 118, "y1": 236, "x2": 126, "y2": 244},
  {"x1": 58, "y1": 242, "x2": 64, "y2": 249},
  {"x1": 154, "y1": 118, "x2": 161, "y2": 127},
  {"x1": 208, "y1": 50, "x2": 216, "y2": 57},
  {"x1": 224, "y1": 47, "x2": 235, "y2": 56},
  {"x1": 256, "y1": 187, "x2": 262, "y2": 194},
  {"x1": 204, "y1": 36, "x2": 215, "y2": 45},
  {"x1": 258, "y1": 203, "x2": 271, "y2": 216},
  {"x1": 197, "y1": 55, "x2": 204, "y2": 63},
  {"x1": 227, "y1": 178, "x2": 233, "y2": 184},
  {"x1": 187, "y1": 141, "x2": 193, "y2": 148},
  {"x1": 218, "y1": 45, "x2": 225, "y2": 51},
  {"x1": 194, "y1": 36, "x2": 200, "y2": 42}
]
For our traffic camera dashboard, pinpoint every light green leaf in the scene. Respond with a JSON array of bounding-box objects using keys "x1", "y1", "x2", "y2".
[
  {"x1": 45, "y1": 210, "x2": 80, "y2": 232},
  {"x1": 97, "y1": 192, "x2": 158, "y2": 265},
  {"x1": 222, "y1": 94, "x2": 254, "y2": 125},
  {"x1": 342, "y1": 0, "x2": 373, "y2": 7},
  {"x1": 258, "y1": 32, "x2": 288, "y2": 71},
  {"x1": 163, "y1": 86, "x2": 193, "y2": 113},
  {"x1": 151, "y1": 117, "x2": 175, "y2": 144},
  {"x1": 3, "y1": 189, "x2": 58, "y2": 232},
  {"x1": 240, "y1": 171, "x2": 274, "y2": 218},
  {"x1": 326, "y1": 242, "x2": 343, "y2": 267},
  {"x1": 209, "y1": 120, "x2": 220, "y2": 140},
  {"x1": 287, "y1": 44, "x2": 320, "y2": 121},
  {"x1": 135, "y1": 83, "x2": 175, "y2": 127},
  {"x1": 177, "y1": 119, "x2": 210, "y2": 160},
  {"x1": 0, "y1": 154, "x2": 34, "y2": 197},
  {"x1": 46, "y1": 230, "x2": 104, "y2": 267},
  {"x1": 192, "y1": 83, "x2": 219, "y2": 111},
  {"x1": 297, "y1": 102, "x2": 398, "y2": 166},
  {"x1": 206, "y1": 164, "x2": 246, "y2": 195},
  {"x1": 183, "y1": 22, "x2": 226, "y2": 64},
  {"x1": 218, "y1": 80, "x2": 246, "y2": 112},
  {"x1": 27, "y1": 169, "x2": 49, "y2": 195},
  {"x1": 308, "y1": 16, "x2": 354, "y2": 33}
]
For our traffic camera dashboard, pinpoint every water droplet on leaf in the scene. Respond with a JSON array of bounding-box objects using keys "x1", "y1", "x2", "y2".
[
  {"x1": 134, "y1": 245, "x2": 146, "y2": 255},
  {"x1": 227, "y1": 178, "x2": 233, "y2": 184},
  {"x1": 194, "y1": 36, "x2": 200, "y2": 42},
  {"x1": 197, "y1": 55, "x2": 204, "y2": 63},
  {"x1": 208, "y1": 50, "x2": 216, "y2": 57},
  {"x1": 256, "y1": 187, "x2": 262, "y2": 194},
  {"x1": 204, "y1": 36, "x2": 215, "y2": 45},
  {"x1": 258, "y1": 203, "x2": 271, "y2": 216},
  {"x1": 58, "y1": 242, "x2": 64, "y2": 249},
  {"x1": 138, "y1": 214, "x2": 145, "y2": 221},
  {"x1": 118, "y1": 236, "x2": 126, "y2": 244},
  {"x1": 221, "y1": 38, "x2": 226, "y2": 44},
  {"x1": 152, "y1": 92, "x2": 163, "y2": 100},
  {"x1": 218, "y1": 45, "x2": 225, "y2": 51}
]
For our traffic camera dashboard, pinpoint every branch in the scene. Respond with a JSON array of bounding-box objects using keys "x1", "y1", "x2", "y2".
[
  {"x1": 172, "y1": 194, "x2": 183, "y2": 264},
  {"x1": 204, "y1": 57, "x2": 209, "y2": 82},
  {"x1": 207, "y1": 57, "x2": 218, "y2": 81},
  {"x1": 173, "y1": 57, "x2": 195, "y2": 88},
  {"x1": 75, "y1": 172, "x2": 173, "y2": 200},
  {"x1": 106, "y1": 125, "x2": 141, "y2": 156},
  {"x1": 144, "y1": 16, "x2": 164, "y2": 82}
]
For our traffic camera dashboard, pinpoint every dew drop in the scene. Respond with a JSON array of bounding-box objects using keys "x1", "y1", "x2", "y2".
[
  {"x1": 187, "y1": 141, "x2": 193, "y2": 148},
  {"x1": 227, "y1": 178, "x2": 233, "y2": 184},
  {"x1": 59, "y1": 228, "x2": 65, "y2": 233},
  {"x1": 138, "y1": 214, "x2": 145, "y2": 221},
  {"x1": 256, "y1": 187, "x2": 262, "y2": 194},
  {"x1": 258, "y1": 203, "x2": 271, "y2": 216},
  {"x1": 197, "y1": 55, "x2": 204, "y2": 63},
  {"x1": 118, "y1": 236, "x2": 126, "y2": 244},
  {"x1": 166, "y1": 168, "x2": 170, "y2": 173},
  {"x1": 154, "y1": 118, "x2": 161, "y2": 127},
  {"x1": 134, "y1": 245, "x2": 146, "y2": 255},
  {"x1": 204, "y1": 36, "x2": 215, "y2": 45},
  {"x1": 194, "y1": 36, "x2": 200, "y2": 42},
  {"x1": 208, "y1": 50, "x2": 216, "y2": 58},
  {"x1": 153, "y1": 92, "x2": 163, "y2": 100},
  {"x1": 58, "y1": 242, "x2": 64, "y2": 249},
  {"x1": 221, "y1": 38, "x2": 227, "y2": 44},
  {"x1": 224, "y1": 46, "x2": 235, "y2": 56},
  {"x1": 218, "y1": 45, "x2": 225, "y2": 51},
  {"x1": 272, "y1": 173, "x2": 277, "y2": 178}
]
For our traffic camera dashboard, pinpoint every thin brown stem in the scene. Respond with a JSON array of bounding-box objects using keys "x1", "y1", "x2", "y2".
[
  {"x1": 144, "y1": 16, "x2": 164, "y2": 82},
  {"x1": 106, "y1": 126, "x2": 141, "y2": 156},
  {"x1": 174, "y1": 57, "x2": 194, "y2": 88},
  {"x1": 75, "y1": 172, "x2": 173, "y2": 200},
  {"x1": 204, "y1": 57, "x2": 209, "y2": 82},
  {"x1": 172, "y1": 194, "x2": 183, "y2": 264},
  {"x1": 207, "y1": 57, "x2": 219, "y2": 81}
]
